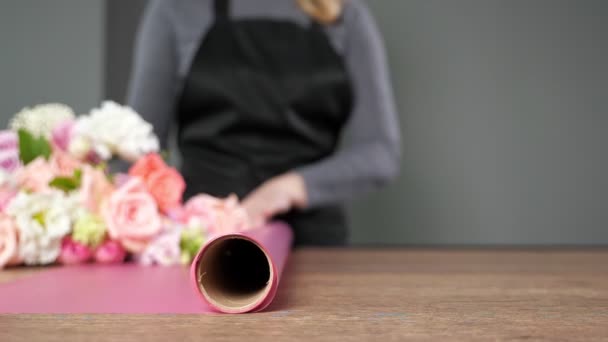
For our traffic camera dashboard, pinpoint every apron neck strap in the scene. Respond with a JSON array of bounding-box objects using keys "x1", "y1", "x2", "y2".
[{"x1": 214, "y1": 0, "x2": 230, "y2": 20}]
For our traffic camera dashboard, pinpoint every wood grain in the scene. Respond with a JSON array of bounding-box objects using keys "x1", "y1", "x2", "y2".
[{"x1": 1, "y1": 248, "x2": 607, "y2": 341}]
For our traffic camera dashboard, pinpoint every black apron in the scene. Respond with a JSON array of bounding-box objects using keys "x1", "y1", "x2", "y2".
[{"x1": 176, "y1": 0, "x2": 353, "y2": 246}]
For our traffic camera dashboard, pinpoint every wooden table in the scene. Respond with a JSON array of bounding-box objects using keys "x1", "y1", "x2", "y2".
[{"x1": 1, "y1": 249, "x2": 607, "y2": 341}]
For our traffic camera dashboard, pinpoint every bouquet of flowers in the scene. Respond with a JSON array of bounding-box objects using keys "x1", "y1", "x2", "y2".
[{"x1": 0, "y1": 101, "x2": 250, "y2": 269}]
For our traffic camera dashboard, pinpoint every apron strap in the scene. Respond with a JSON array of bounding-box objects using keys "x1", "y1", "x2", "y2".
[{"x1": 214, "y1": 0, "x2": 230, "y2": 20}]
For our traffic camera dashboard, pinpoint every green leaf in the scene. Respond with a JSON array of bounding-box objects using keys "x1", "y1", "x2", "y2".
[
  {"x1": 179, "y1": 229, "x2": 206, "y2": 264},
  {"x1": 49, "y1": 168, "x2": 83, "y2": 193},
  {"x1": 17, "y1": 129, "x2": 52, "y2": 164},
  {"x1": 73, "y1": 168, "x2": 82, "y2": 184},
  {"x1": 49, "y1": 177, "x2": 79, "y2": 192}
]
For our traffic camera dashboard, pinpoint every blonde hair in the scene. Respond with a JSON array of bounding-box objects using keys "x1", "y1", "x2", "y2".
[{"x1": 296, "y1": 0, "x2": 345, "y2": 24}]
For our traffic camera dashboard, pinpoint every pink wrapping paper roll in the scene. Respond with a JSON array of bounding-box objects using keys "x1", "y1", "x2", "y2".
[
  {"x1": 0, "y1": 222, "x2": 293, "y2": 314},
  {"x1": 190, "y1": 221, "x2": 293, "y2": 313}
]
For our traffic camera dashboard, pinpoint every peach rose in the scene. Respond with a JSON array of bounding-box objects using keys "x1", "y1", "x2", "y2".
[
  {"x1": 129, "y1": 153, "x2": 166, "y2": 180},
  {"x1": 184, "y1": 194, "x2": 250, "y2": 235},
  {"x1": 15, "y1": 157, "x2": 56, "y2": 192},
  {"x1": 129, "y1": 153, "x2": 185, "y2": 213},
  {"x1": 0, "y1": 215, "x2": 20, "y2": 269},
  {"x1": 144, "y1": 167, "x2": 185, "y2": 213},
  {"x1": 80, "y1": 165, "x2": 114, "y2": 214},
  {"x1": 102, "y1": 178, "x2": 161, "y2": 252}
]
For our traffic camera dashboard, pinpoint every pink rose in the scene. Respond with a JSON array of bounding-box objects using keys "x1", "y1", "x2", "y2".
[
  {"x1": 51, "y1": 120, "x2": 74, "y2": 152},
  {"x1": 129, "y1": 153, "x2": 166, "y2": 180},
  {"x1": 80, "y1": 165, "x2": 114, "y2": 214},
  {"x1": 119, "y1": 237, "x2": 149, "y2": 254},
  {"x1": 102, "y1": 178, "x2": 162, "y2": 252},
  {"x1": 183, "y1": 194, "x2": 250, "y2": 235},
  {"x1": 0, "y1": 215, "x2": 20, "y2": 269},
  {"x1": 58, "y1": 236, "x2": 93, "y2": 265},
  {"x1": 15, "y1": 157, "x2": 56, "y2": 192},
  {"x1": 50, "y1": 150, "x2": 82, "y2": 177},
  {"x1": 94, "y1": 240, "x2": 127, "y2": 264}
]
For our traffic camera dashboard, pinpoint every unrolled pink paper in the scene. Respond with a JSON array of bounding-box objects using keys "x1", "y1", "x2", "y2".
[{"x1": 0, "y1": 222, "x2": 293, "y2": 314}]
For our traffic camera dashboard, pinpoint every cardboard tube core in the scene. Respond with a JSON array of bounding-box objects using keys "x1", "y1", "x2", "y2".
[{"x1": 196, "y1": 237, "x2": 273, "y2": 312}]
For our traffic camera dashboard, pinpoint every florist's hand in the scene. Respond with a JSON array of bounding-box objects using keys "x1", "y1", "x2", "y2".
[{"x1": 242, "y1": 172, "x2": 308, "y2": 227}]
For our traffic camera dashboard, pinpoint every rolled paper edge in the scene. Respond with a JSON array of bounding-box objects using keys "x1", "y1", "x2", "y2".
[{"x1": 189, "y1": 221, "x2": 293, "y2": 313}]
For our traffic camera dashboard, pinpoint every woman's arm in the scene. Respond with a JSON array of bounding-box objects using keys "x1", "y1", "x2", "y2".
[
  {"x1": 243, "y1": 2, "x2": 401, "y2": 222},
  {"x1": 296, "y1": 1, "x2": 401, "y2": 207},
  {"x1": 126, "y1": 0, "x2": 177, "y2": 150}
]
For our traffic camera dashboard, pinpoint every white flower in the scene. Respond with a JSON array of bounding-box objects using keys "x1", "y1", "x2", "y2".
[
  {"x1": 67, "y1": 135, "x2": 92, "y2": 160},
  {"x1": 5, "y1": 191, "x2": 73, "y2": 265},
  {"x1": 0, "y1": 169, "x2": 13, "y2": 187},
  {"x1": 73, "y1": 101, "x2": 159, "y2": 161},
  {"x1": 10, "y1": 103, "x2": 75, "y2": 138}
]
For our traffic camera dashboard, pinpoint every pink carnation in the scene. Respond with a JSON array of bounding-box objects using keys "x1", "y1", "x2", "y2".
[
  {"x1": 137, "y1": 229, "x2": 182, "y2": 266},
  {"x1": 58, "y1": 236, "x2": 93, "y2": 265},
  {"x1": 0, "y1": 131, "x2": 20, "y2": 173},
  {"x1": 0, "y1": 131, "x2": 18, "y2": 150},
  {"x1": 94, "y1": 240, "x2": 127, "y2": 264},
  {"x1": 0, "y1": 151, "x2": 20, "y2": 173}
]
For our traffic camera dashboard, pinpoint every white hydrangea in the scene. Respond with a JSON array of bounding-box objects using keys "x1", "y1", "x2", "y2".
[
  {"x1": 10, "y1": 103, "x2": 75, "y2": 138},
  {"x1": 5, "y1": 191, "x2": 73, "y2": 265},
  {"x1": 72, "y1": 101, "x2": 159, "y2": 161}
]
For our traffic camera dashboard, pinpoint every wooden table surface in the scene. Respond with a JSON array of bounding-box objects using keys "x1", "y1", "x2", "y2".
[{"x1": 1, "y1": 248, "x2": 607, "y2": 341}]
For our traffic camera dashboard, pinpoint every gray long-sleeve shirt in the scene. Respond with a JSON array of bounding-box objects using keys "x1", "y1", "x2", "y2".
[{"x1": 127, "y1": 0, "x2": 401, "y2": 208}]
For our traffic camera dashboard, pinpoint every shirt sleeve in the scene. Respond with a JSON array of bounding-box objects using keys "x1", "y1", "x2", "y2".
[
  {"x1": 296, "y1": 1, "x2": 401, "y2": 208},
  {"x1": 126, "y1": 0, "x2": 178, "y2": 150}
]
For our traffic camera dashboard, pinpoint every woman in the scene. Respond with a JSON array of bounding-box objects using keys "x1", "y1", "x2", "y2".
[{"x1": 127, "y1": 0, "x2": 400, "y2": 246}]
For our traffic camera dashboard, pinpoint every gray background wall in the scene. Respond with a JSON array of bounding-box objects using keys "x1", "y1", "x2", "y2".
[
  {"x1": 354, "y1": 0, "x2": 608, "y2": 245},
  {"x1": 2, "y1": 1, "x2": 607, "y2": 245},
  {"x1": 0, "y1": 0, "x2": 104, "y2": 125}
]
